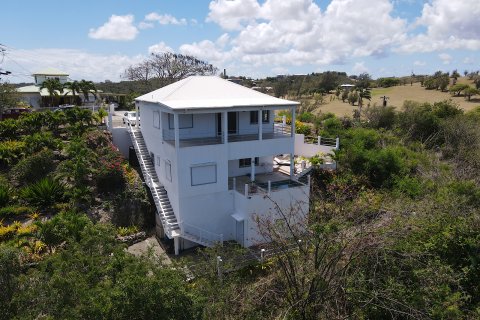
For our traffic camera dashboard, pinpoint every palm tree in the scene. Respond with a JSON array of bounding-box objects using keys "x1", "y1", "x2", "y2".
[
  {"x1": 357, "y1": 87, "x2": 371, "y2": 117},
  {"x1": 78, "y1": 80, "x2": 97, "y2": 103},
  {"x1": 63, "y1": 81, "x2": 81, "y2": 105},
  {"x1": 40, "y1": 79, "x2": 63, "y2": 107}
]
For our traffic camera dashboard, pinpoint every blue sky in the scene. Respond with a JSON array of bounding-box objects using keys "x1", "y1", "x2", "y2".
[{"x1": 0, "y1": 0, "x2": 479, "y2": 83}]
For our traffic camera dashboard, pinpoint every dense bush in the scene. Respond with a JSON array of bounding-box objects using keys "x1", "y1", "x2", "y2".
[
  {"x1": 0, "y1": 185, "x2": 10, "y2": 207},
  {"x1": 21, "y1": 177, "x2": 65, "y2": 209},
  {"x1": 10, "y1": 149, "x2": 55, "y2": 186},
  {"x1": 22, "y1": 132, "x2": 60, "y2": 154},
  {"x1": 0, "y1": 206, "x2": 34, "y2": 220},
  {"x1": 0, "y1": 140, "x2": 25, "y2": 168}
]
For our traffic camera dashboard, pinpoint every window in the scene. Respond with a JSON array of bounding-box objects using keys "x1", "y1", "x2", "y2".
[
  {"x1": 239, "y1": 157, "x2": 259, "y2": 168},
  {"x1": 250, "y1": 111, "x2": 269, "y2": 124},
  {"x1": 156, "y1": 156, "x2": 161, "y2": 166},
  {"x1": 262, "y1": 110, "x2": 270, "y2": 123},
  {"x1": 153, "y1": 111, "x2": 160, "y2": 129},
  {"x1": 191, "y1": 163, "x2": 217, "y2": 186},
  {"x1": 164, "y1": 160, "x2": 172, "y2": 182},
  {"x1": 168, "y1": 114, "x2": 193, "y2": 129}
]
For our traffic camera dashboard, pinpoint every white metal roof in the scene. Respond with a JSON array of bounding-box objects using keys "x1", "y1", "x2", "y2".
[
  {"x1": 135, "y1": 76, "x2": 299, "y2": 110},
  {"x1": 32, "y1": 68, "x2": 69, "y2": 76}
]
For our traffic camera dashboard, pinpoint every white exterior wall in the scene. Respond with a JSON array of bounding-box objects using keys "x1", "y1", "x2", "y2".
[
  {"x1": 19, "y1": 93, "x2": 41, "y2": 108},
  {"x1": 234, "y1": 184, "x2": 310, "y2": 247},
  {"x1": 236, "y1": 110, "x2": 274, "y2": 135}
]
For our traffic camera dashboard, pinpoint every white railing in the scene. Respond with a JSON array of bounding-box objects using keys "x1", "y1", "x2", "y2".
[
  {"x1": 181, "y1": 221, "x2": 223, "y2": 246},
  {"x1": 304, "y1": 136, "x2": 339, "y2": 148},
  {"x1": 232, "y1": 179, "x2": 309, "y2": 197}
]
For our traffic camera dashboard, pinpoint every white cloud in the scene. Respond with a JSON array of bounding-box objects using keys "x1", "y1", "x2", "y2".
[
  {"x1": 414, "y1": 60, "x2": 426, "y2": 66},
  {"x1": 138, "y1": 21, "x2": 154, "y2": 30},
  {"x1": 438, "y1": 53, "x2": 452, "y2": 65},
  {"x1": 397, "y1": 0, "x2": 480, "y2": 52},
  {"x1": 463, "y1": 57, "x2": 474, "y2": 65},
  {"x1": 186, "y1": 0, "x2": 407, "y2": 72},
  {"x1": 4, "y1": 48, "x2": 144, "y2": 82},
  {"x1": 88, "y1": 15, "x2": 139, "y2": 41},
  {"x1": 148, "y1": 42, "x2": 174, "y2": 54},
  {"x1": 145, "y1": 12, "x2": 187, "y2": 25},
  {"x1": 353, "y1": 62, "x2": 369, "y2": 74},
  {"x1": 207, "y1": 0, "x2": 262, "y2": 30}
]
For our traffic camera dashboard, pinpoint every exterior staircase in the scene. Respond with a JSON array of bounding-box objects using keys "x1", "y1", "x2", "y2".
[
  {"x1": 128, "y1": 128, "x2": 180, "y2": 238},
  {"x1": 128, "y1": 127, "x2": 223, "y2": 248}
]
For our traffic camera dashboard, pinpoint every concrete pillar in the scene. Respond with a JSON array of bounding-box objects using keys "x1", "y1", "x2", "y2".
[
  {"x1": 159, "y1": 111, "x2": 163, "y2": 141},
  {"x1": 108, "y1": 103, "x2": 114, "y2": 131},
  {"x1": 223, "y1": 111, "x2": 228, "y2": 144},
  {"x1": 290, "y1": 153, "x2": 294, "y2": 178},
  {"x1": 291, "y1": 107, "x2": 296, "y2": 137},
  {"x1": 258, "y1": 110, "x2": 263, "y2": 140},
  {"x1": 251, "y1": 157, "x2": 255, "y2": 181},
  {"x1": 174, "y1": 113, "x2": 180, "y2": 150},
  {"x1": 135, "y1": 103, "x2": 139, "y2": 127},
  {"x1": 174, "y1": 237, "x2": 180, "y2": 255}
]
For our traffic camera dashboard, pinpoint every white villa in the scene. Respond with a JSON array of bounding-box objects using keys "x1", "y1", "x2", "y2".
[
  {"x1": 126, "y1": 76, "x2": 337, "y2": 255},
  {"x1": 17, "y1": 68, "x2": 97, "y2": 108}
]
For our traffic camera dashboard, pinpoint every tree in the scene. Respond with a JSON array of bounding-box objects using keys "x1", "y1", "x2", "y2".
[
  {"x1": 124, "y1": 52, "x2": 218, "y2": 84},
  {"x1": 40, "y1": 78, "x2": 64, "y2": 107},
  {"x1": 0, "y1": 82, "x2": 19, "y2": 120},
  {"x1": 357, "y1": 87, "x2": 371, "y2": 112},
  {"x1": 463, "y1": 86, "x2": 479, "y2": 101},
  {"x1": 63, "y1": 80, "x2": 82, "y2": 105},
  {"x1": 356, "y1": 72, "x2": 372, "y2": 89},
  {"x1": 78, "y1": 80, "x2": 97, "y2": 102}
]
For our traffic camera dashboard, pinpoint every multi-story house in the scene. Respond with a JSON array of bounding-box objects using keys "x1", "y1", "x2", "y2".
[{"x1": 130, "y1": 76, "x2": 333, "y2": 255}]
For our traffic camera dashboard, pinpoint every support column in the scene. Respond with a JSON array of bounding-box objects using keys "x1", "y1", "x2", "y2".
[
  {"x1": 135, "y1": 103, "x2": 139, "y2": 127},
  {"x1": 174, "y1": 237, "x2": 180, "y2": 255},
  {"x1": 159, "y1": 111, "x2": 163, "y2": 141},
  {"x1": 290, "y1": 153, "x2": 294, "y2": 179},
  {"x1": 223, "y1": 111, "x2": 228, "y2": 144},
  {"x1": 251, "y1": 157, "x2": 255, "y2": 182},
  {"x1": 291, "y1": 106, "x2": 296, "y2": 137},
  {"x1": 258, "y1": 110, "x2": 263, "y2": 140},
  {"x1": 174, "y1": 113, "x2": 180, "y2": 150},
  {"x1": 107, "y1": 103, "x2": 114, "y2": 131}
]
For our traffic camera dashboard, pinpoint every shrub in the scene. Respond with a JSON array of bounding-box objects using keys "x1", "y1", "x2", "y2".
[
  {"x1": 0, "y1": 206, "x2": 33, "y2": 220},
  {"x1": 295, "y1": 121, "x2": 311, "y2": 135},
  {"x1": 0, "y1": 119, "x2": 19, "y2": 141},
  {"x1": 0, "y1": 185, "x2": 10, "y2": 207},
  {"x1": 10, "y1": 149, "x2": 55, "y2": 186},
  {"x1": 22, "y1": 132, "x2": 60, "y2": 154},
  {"x1": 363, "y1": 105, "x2": 396, "y2": 129},
  {"x1": 21, "y1": 177, "x2": 65, "y2": 208},
  {"x1": 0, "y1": 140, "x2": 26, "y2": 168},
  {"x1": 297, "y1": 112, "x2": 315, "y2": 123}
]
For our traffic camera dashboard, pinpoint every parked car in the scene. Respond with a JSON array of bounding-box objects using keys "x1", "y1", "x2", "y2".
[
  {"x1": 123, "y1": 111, "x2": 140, "y2": 126},
  {"x1": 1, "y1": 108, "x2": 31, "y2": 120}
]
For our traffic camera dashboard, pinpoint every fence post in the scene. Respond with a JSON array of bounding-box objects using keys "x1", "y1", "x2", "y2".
[
  {"x1": 216, "y1": 256, "x2": 223, "y2": 281},
  {"x1": 307, "y1": 174, "x2": 311, "y2": 187},
  {"x1": 318, "y1": 136, "x2": 321, "y2": 145},
  {"x1": 268, "y1": 181, "x2": 271, "y2": 195},
  {"x1": 260, "y1": 248, "x2": 265, "y2": 263},
  {"x1": 244, "y1": 184, "x2": 249, "y2": 197},
  {"x1": 233, "y1": 177, "x2": 236, "y2": 191},
  {"x1": 335, "y1": 137, "x2": 340, "y2": 149},
  {"x1": 282, "y1": 115, "x2": 286, "y2": 126}
]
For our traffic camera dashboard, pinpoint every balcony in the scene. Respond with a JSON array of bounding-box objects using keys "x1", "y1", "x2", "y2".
[
  {"x1": 162, "y1": 123, "x2": 291, "y2": 148},
  {"x1": 228, "y1": 171, "x2": 307, "y2": 197}
]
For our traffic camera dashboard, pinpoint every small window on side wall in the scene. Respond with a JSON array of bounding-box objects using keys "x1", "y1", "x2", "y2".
[
  {"x1": 239, "y1": 157, "x2": 259, "y2": 168},
  {"x1": 153, "y1": 111, "x2": 160, "y2": 129},
  {"x1": 165, "y1": 160, "x2": 172, "y2": 182},
  {"x1": 191, "y1": 163, "x2": 217, "y2": 186}
]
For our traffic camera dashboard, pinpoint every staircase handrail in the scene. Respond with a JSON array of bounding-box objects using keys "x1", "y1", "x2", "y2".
[{"x1": 180, "y1": 221, "x2": 223, "y2": 246}]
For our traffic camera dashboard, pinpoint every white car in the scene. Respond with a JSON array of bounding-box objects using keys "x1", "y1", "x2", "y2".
[{"x1": 123, "y1": 111, "x2": 140, "y2": 126}]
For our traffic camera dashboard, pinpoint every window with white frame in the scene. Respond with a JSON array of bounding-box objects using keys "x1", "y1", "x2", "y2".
[
  {"x1": 239, "y1": 157, "x2": 259, "y2": 168},
  {"x1": 191, "y1": 163, "x2": 217, "y2": 186},
  {"x1": 168, "y1": 114, "x2": 193, "y2": 129},
  {"x1": 164, "y1": 160, "x2": 172, "y2": 181},
  {"x1": 153, "y1": 111, "x2": 160, "y2": 129}
]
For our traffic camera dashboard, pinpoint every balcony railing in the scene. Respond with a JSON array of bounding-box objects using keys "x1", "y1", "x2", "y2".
[
  {"x1": 162, "y1": 124, "x2": 292, "y2": 147},
  {"x1": 229, "y1": 176, "x2": 309, "y2": 198}
]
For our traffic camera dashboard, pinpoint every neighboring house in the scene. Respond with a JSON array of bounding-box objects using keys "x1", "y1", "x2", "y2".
[
  {"x1": 17, "y1": 68, "x2": 97, "y2": 108},
  {"x1": 130, "y1": 76, "x2": 336, "y2": 255}
]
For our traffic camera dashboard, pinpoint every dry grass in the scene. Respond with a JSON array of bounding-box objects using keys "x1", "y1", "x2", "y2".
[{"x1": 310, "y1": 77, "x2": 480, "y2": 117}]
